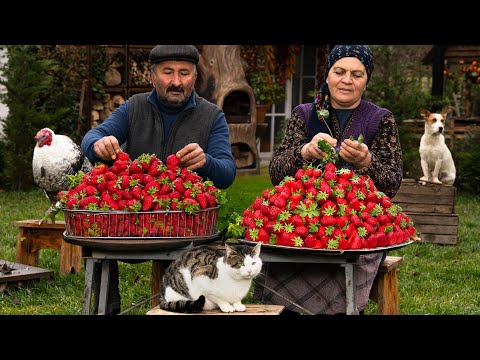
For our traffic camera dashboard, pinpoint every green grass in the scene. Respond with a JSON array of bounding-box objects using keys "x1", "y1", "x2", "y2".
[{"x1": 1, "y1": 170, "x2": 479, "y2": 315}]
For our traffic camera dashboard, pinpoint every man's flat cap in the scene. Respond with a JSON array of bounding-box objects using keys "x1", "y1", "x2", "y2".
[{"x1": 149, "y1": 45, "x2": 199, "y2": 64}]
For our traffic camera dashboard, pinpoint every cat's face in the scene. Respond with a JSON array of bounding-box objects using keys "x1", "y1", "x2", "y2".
[{"x1": 224, "y1": 243, "x2": 262, "y2": 280}]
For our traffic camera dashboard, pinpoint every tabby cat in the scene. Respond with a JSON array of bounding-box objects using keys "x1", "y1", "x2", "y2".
[{"x1": 159, "y1": 242, "x2": 262, "y2": 313}]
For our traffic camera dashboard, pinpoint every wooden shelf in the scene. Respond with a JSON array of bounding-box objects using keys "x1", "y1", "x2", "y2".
[{"x1": 88, "y1": 45, "x2": 155, "y2": 128}]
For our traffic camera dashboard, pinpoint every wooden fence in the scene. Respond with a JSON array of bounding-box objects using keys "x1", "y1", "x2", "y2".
[{"x1": 402, "y1": 116, "x2": 480, "y2": 151}]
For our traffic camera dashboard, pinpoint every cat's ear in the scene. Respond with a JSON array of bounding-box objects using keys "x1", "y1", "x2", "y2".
[
  {"x1": 224, "y1": 242, "x2": 237, "y2": 256},
  {"x1": 252, "y1": 242, "x2": 262, "y2": 257}
]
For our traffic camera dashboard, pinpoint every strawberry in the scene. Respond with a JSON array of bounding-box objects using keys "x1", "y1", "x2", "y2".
[
  {"x1": 130, "y1": 185, "x2": 143, "y2": 200},
  {"x1": 381, "y1": 196, "x2": 393, "y2": 209},
  {"x1": 79, "y1": 196, "x2": 99, "y2": 209},
  {"x1": 320, "y1": 215, "x2": 336, "y2": 226},
  {"x1": 166, "y1": 154, "x2": 181, "y2": 168},
  {"x1": 116, "y1": 152, "x2": 130, "y2": 161},
  {"x1": 294, "y1": 225, "x2": 308, "y2": 238},
  {"x1": 196, "y1": 193, "x2": 208, "y2": 209},
  {"x1": 91, "y1": 163, "x2": 110, "y2": 176},
  {"x1": 129, "y1": 160, "x2": 144, "y2": 174},
  {"x1": 142, "y1": 195, "x2": 155, "y2": 211},
  {"x1": 205, "y1": 193, "x2": 220, "y2": 209},
  {"x1": 66, "y1": 197, "x2": 79, "y2": 209},
  {"x1": 257, "y1": 228, "x2": 270, "y2": 244},
  {"x1": 304, "y1": 234, "x2": 317, "y2": 248},
  {"x1": 111, "y1": 160, "x2": 129, "y2": 174},
  {"x1": 273, "y1": 196, "x2": 286, "y2": 208},
  {"x1": 173, "y1": 178, "x2": 187, "y2": 194},
  {"x1": 348, "y1": 233, "x2": 363, "y2": 249}
]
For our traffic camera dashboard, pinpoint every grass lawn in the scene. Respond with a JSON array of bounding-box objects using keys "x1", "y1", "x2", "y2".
[{"x1": 0, "y1": 167, "x2": 479, "y2": 315}]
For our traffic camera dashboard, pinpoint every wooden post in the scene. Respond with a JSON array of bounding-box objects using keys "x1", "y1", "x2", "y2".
[
  {"x1": 14, "y1": 220, "x2": 82, "y2": 275},
  {"x1": 151, "y1": 260, "x2": 165, "y2": 308},
  {"x1": 370, "y1": 256, "x2": 403, "y2": 315}
]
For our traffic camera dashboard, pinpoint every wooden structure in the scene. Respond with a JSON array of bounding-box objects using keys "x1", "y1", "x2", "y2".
[
  {"x1": 423, "y1": 45, "x2": 480, "y2": 116},
  {"x1": 86, "y1": 45, "x2": 262, "y2": 173},
  {"x1": 75, "y1": 238, "x2": 406, "y2": 315},
  {"x1": 423, "y1": 45, "x2": 480, "y2": 68},
  {"x1": 369, "y1": 256, "x2": 403, "y2": 315},
  {"x1": 15, "y1": 220, "x2": 82, "y2": 274},
  {"x1": 146, "y1": 304, "x2": 284, "y2": 315},
  {"x1": 86, "y1": 45, "x2": 154, "y2": 130},
  {"x1": 149, "y1": 255, "x2": 404, "y2": 316},
  {"x1": 402, "y1": 116, "x2": 480, "y2": 151},
  {"x1": 392, "y1": 179, "x2": 458, "y2": 245},
  {"x1": 0, "y1": 261, "x2": 54, "y2": 289},
  {"x1": 197, "y1": 45, "x2": 260, "y2": 172}
]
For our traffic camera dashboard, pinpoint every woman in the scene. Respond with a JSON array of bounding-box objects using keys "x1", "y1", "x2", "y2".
[{"x1": 253, "y1": 45, "x2": 403, "y2": 315}]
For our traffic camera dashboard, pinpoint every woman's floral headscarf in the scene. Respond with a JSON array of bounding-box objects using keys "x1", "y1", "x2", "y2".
[{"x1": 314, "y1": 45, "x2": 374, "y2": 122}]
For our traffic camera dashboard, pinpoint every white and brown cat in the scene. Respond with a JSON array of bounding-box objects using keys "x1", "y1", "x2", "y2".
[{"x1": 158, "y1": 242, "x2": 262, "y2": 313}]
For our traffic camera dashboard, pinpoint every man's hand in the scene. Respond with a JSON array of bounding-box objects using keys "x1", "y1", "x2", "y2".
[
  {"x1": 93, "y1": 136, "x2": 122, "y2": 161},
  {"x1": 176, "y1": 143, "x2": 205, "y2": 171}
]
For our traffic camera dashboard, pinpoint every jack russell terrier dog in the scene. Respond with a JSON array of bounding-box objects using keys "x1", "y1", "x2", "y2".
[{"x1": 419, "y1": 108, "x2": 456, "y2": 185}]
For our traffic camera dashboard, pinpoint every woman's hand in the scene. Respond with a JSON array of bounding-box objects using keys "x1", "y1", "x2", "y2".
[
  {"x1": 339, "y1": 138, "x2": 372, "y2": 169},
  {"x1": 301, "y1": 133, "x2": 337, "y2": 161}
]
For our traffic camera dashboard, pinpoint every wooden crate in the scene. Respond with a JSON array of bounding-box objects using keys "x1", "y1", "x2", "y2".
[
  {"x1": 403, "y1": 212, "x2": 458, "y2": 245},
  {"x1": 392, "y1": 179, "x2": 458, "y2": 245}
]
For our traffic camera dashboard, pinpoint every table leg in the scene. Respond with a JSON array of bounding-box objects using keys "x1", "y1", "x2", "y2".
[
  {"x1": 83, "y1": 258, "x2": 94, "y2": 315},
  {"x1": 343, "y1": 263, "x2": 357, "y2": 315},
  {"x1": 97, "y1": 260, "x2": 111, "y2": 315}
]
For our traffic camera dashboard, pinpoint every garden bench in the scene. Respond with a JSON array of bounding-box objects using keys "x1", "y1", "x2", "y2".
[{"x1": 369, "y1": 255, "x2": 404, "y2": 315}]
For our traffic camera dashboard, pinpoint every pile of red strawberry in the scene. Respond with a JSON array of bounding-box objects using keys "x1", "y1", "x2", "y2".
[
  {"x1": 238, "y1": 162, "x2": 417, "y2": 250},
  {"x1": 59, "y1": 152, "x2": 223, "y2": 238}
]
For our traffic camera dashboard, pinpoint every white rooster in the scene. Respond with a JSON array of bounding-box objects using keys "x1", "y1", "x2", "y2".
[{"x1": 32, "y1": 127, "x2": 93, "y2": 224}]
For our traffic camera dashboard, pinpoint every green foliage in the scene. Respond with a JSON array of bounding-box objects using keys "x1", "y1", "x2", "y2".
[
  {"x1": 367, "y1": 45, "x2": 433, "y2": 121},
  {"x1": 91, "y1": 46, "x2": 107, "y2": 101},
  {"x1": 366, "y1": 45, "x2": 433, "y2": 178},
  {"x1": 0, "y1": 45, "x2": 88, "y2": 190},
  {"x1": 0, "y1": 46, "x2": 64, "y2": 190},
  {"x1": 39, "y1": 46, "x2": 89, "y2": 144},
  {"x1": 246, "y1": 69, "x2": 285, "y2": 105},
  {"x1": 453, "y1": 131, "x2": 480, "y2": 193}
]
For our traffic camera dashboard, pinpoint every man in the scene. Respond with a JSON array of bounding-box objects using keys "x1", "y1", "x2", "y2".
[
  {"x1": 81, "y1": 45, "x2": 236, "y2": 314},
  {"x1": 82, "y1": 44, "x2": 236, "y2": 189}
]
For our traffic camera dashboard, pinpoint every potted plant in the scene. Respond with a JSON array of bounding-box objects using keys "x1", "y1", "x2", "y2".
[
  {"x1": 246, "y1": 69, "x2": 285, "y2": 123},
  {"x1": 247, "y1": 69, "x2": 285, "y2": 105}
]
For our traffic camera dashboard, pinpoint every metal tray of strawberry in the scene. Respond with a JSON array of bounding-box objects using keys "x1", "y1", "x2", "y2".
[
  {"x1": 63, "y1": 231, "x2": 221, "y2": 251},
  {"x1": 238, "y1": 238, "x2": 416, "y2": 256},
  {"x1": 225, "y1": 144, "x2": 420, "y2": 254}
]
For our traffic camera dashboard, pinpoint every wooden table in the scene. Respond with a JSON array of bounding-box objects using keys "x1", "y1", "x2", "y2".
[{"x1": 73, "y1": 240, "x2": 366, "y2": 315}]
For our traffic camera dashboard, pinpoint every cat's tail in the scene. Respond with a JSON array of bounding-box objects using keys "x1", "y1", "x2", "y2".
[{"x1": 159, "y1": 295, "x2": 205, "y2": 313}]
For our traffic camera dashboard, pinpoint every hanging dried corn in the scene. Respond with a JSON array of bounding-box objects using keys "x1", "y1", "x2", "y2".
[
  {"x1": 285, "y1": 45, "x2": 301, "y2": 80},
  {"x1": 264, "y1": 45, "x2": 276, "y2": 75}
]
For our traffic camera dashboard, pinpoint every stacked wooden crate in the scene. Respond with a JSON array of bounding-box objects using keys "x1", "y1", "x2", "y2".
[{"x1": 392, "y1": 179, "x2": 458, "y2": 245}]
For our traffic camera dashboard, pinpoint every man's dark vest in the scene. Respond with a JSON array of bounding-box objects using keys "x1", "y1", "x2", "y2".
[{"x1": 125, "y1": 93, "x2": 221, "y2": 162}]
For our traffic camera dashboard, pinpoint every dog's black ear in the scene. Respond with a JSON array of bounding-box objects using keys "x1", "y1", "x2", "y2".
[{"x1": 420, "y1": 108, "x2": 430, "y2": 119}]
